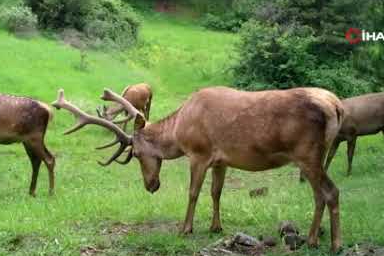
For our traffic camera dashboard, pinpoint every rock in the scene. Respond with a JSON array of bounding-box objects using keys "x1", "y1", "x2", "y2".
[
  {"x1": 342, "y1": 243, "x2": 384, "y2": 256},
  {"x1": 249, "y1": 187, "x2": 268, "y2": 198},
  {"x1": 233, "y1": 232, "x2": 260, "y2": 246},
  {"x1": 261, "y1": 236, "x2": 277, "y2": 247},
  {"x1": 278, "y1": 221, "x2": 299, "y2": 237},
  {"x1": 199, "y1": 232, "x2": 265, "y2": 256},
  {"x1": 283, "y1": 234, "x2": 306, "y2": 251}
]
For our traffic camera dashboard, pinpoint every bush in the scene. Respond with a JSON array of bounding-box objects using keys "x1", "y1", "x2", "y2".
[
  {"x1": 200, "y1": 0, "x2": 256, "y2": 32},
  {"x1": 234, "y1": 20, "x2": 317, "y2": 90},
  {"x1": 306, "y1": 64, "x2": 373, "y2": 98},
  {"x1": 0, "y1": 5, "x2": 38, "y2": 35},
  {"x1": 201, "y1": 12, "x2": 244, "y2": 32},
  {"x1": 24, "y1": 0, "x2": 140, "y2": 49}
]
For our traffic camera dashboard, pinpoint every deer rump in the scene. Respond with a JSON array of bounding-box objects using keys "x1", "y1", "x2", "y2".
[{"x1": 174, "y1": 87, "x2": 341, "y2": 171}]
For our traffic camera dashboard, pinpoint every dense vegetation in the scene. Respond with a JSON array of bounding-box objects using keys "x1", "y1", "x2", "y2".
[{"x1": 0, "y1": 1, "x2": 383, "y2": 256}]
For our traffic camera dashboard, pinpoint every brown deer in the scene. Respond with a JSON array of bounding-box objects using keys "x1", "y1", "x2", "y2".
[
  {"x1": 96, "y1": 83, "x2": 152, "y2": 131},
  {"x1": 52, "y1": 87, "x2": 344, "y2": 253},
  {"x1": 324, "y1": 92, "x2": 384, "y2": 175},
  {"x1": 0, "y1": 94, "x2": 55, "y2": 196}
]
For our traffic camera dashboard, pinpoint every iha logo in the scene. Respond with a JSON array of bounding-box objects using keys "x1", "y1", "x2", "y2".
[{"x1": 345, "y1": 28, "x2": 384, "y2": 44}]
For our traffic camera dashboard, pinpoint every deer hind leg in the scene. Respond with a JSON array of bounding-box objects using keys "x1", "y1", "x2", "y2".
[
  {"x1": 24, "y1": 143, "x2": 42, "y2": 197},
  {"x1": 182, "y1": 157, "x2": 210, "y2": 234},
  {"x1": 320, "y1": 173, "x2": 341, "y2": 253},
  {"x1": 210, "y1": 165, "x2": 226, "y2": 233},
  {"x1": 25, "y1": 136, "x2": 55, "y2": 196},
  {"x1": 324, "y1": 138, "x2": 342, "y2": 172},
  {"x1": 300, "y1": 165, "x2": 326, "y2": 248},
  {"x1": 346, "y1": 137, "x2": 356, "y2": 176}
]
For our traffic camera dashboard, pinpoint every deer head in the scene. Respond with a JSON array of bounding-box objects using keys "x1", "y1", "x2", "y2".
[{"x1": 52, "y1": 89, "x2": 162, "y2": 193}]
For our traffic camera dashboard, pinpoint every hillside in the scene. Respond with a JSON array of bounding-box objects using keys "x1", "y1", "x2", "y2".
[{"x1": 0, "y1": 6, "x2": 383, "y2": 256}]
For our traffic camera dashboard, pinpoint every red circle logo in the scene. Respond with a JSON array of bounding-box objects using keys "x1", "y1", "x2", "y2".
[{"x1": 345, "y1": 28, "x2": 362, "y2": 44}]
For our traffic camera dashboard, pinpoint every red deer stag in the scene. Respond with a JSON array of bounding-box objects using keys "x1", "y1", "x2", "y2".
[
  {"x1": 96, "y1": 83, "x2": 152, "y2": 131},
  {"x1": 52, "y1": 87, "x2": 344, "y2": 252},
  {"x1": 324, "y1": 92, "x2": 384, "y2": 175},
  {"x1": 0, "y1": 94, "x2": 55, "y2": 196}
]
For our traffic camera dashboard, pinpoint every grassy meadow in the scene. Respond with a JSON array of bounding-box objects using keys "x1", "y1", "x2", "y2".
[{"x1": 0, "y1": 7, "x2": 384, "y2": 256}]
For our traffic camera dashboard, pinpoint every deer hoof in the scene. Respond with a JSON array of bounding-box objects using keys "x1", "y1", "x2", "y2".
[
  {"x1": 181, "y1": 227, "x2": 193, "y2": 235},
  {"x1": 210, "y1": 226, "x2": 223, "y2": 233}
]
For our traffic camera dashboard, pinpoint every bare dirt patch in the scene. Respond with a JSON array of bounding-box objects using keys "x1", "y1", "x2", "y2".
[
  {"x1": 80, "y1": 245, "x2": 105, "y2": 256},
  {"x1": 100, "y1": 220, "x2": 182, "y2": 236}
]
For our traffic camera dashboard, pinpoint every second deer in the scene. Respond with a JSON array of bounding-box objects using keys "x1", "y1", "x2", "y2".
[{"x1": 97, "y1": 83, "x2": 152, "y2": 131}]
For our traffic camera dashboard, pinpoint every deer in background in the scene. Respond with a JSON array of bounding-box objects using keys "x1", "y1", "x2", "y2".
[
  {"x1": 53, "y1": 86, "x2": 344, "y2": 253},
  {"x1": 324, "y1": 92, "x2": 384, "y2": 175},
  {"x1": 0, "y1": 94, "x2": 55, "y2": 196},
  {"x1": 97, "y1": 83, "x2": 152, "y2": 131}
]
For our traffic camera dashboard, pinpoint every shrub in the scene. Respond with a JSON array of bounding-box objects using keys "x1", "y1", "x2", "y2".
[
  {"x1": 24, "y1": 0, "x2": 140, "y2": 49},
  {"x1": 201, "y1": 12, "x2": 244, "y2": 32},
  {"x1": 200, "y1": 0, "x2": 256, "y2": 32},
  {"x1": 306, "y1": 64, "x2": 373, "y2": 98},
  {"x1": 0, "y1": 5, "x2": 38, "y2": 35},
  {"x1": 234, "y1": 20, "x2": 317, "y2": 90}
]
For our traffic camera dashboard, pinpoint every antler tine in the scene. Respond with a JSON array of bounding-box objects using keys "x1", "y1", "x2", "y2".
[
  {"x1": 52, "y1": 89, "x2": 133, "y2": 166},
  {"x1": 95, "y1": 139, "x2": 119, "y2": 150},
  {"x1": 114, "y1": 148, "x2": 133, "y2": 165},
  {"x1": 97, "y1": 143, "x2": 127, "y2": 166},
  {"x1": 101, "y1": 88, "x2": 144, "y2": 119},
  {"x1": 96, "y1": 106, "x2": 103, "y2": 118}
]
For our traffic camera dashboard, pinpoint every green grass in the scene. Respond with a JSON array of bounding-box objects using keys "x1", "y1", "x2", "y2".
[{"x1": 0, "y1": 7, "x2": 384, "y2": 256}]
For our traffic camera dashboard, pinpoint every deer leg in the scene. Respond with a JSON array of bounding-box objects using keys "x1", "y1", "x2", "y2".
[
  {"x1": 24, "y1": 143, "x2": 42, "y2": 197},
  {"x1": 25, "y1": 137, "x2": 55, "y2": 195},
  {"x1": 210, "y1": 166, "x2": 226, "y2": 233},
  {"x1": 182, "y1": 158, "x2": 209, "y2": 234},
  {"x1": 324, "y1": 139, "x2": 341, "y2": 172},
  {"x1": 320, "y1": 173, "x2": 341, "y2": 253},
  {"x1": 346, "y1": 137, "x2": 356, "y2": 176},
  {"x1": 301, "y1": 166, "x2": 326, "y2": 248},
  {"x1": 145, "y1": 98, "x2": 151, "y2": 120}
]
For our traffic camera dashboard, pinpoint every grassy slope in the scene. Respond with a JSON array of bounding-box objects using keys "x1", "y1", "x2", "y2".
[{"x1": 0, "y1": 9, "x2": 383, "y2": 256}]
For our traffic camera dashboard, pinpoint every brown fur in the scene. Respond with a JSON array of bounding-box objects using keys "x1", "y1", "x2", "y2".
[
  {"x1": 324, "y1": 92, "x2": 384, "y2": 175},
  {"x1": 0, "y1": 94, "x2": 55, "y2": 196}
]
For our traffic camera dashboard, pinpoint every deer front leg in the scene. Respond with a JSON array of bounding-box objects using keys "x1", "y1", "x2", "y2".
[
  {"x1": 210, "y1": 166, "x2": 226, "y2": 232},
  {"x1": 346, "y1": 137, "x2": 356, "y2": 176},
  {"x1": 182, "y1": 158, "x2": 209, "y2": 234}
]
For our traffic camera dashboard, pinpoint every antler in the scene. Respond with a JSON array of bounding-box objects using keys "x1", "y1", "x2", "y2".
[
  {"x1": 52, "y1": 89, "x2": 132, "y2": 166},
  {"x1": 101, "y1": 88, "x2": 144, "y2": 120}
]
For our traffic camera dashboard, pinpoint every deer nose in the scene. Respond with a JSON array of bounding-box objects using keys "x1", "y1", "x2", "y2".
[{"x1": 147, "y1": 180, "x2": 160, "y2": 194}]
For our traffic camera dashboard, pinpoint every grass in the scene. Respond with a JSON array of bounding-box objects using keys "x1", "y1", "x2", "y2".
[{"x1": 0, "y1": 6, "x2": 384, "y2": 256}]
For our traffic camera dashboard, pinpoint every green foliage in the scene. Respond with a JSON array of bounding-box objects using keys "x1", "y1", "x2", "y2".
[
  {"x1": 24, "y1": 0, "x2": 140, "y2": 48},
  {"x1": 201, "y1": 12, "x2": 244, "y2": 32},
  {"x1": 0, "y1": 5, "x2": 37, "y2": 35},
  {"x1": 200, "y1": 0, "x2": 257, "y2": 32},
  {"x1": 234, "y1": 0, "x2": 383, "y2": 96},
  {"x1": 306, "y1": 64, "x2": 373, "y2": 98},
  {"x1": 234, "y1": 21, "x2": 317, "y2": 89}
]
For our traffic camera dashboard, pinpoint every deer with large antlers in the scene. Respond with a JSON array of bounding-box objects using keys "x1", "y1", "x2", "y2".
[
  {"x1": 0, "y1": 94, "x2": 55, "y2": 196},
  {"x1": 52, "y1": 86, "x2": 344, "y2": 252},
  {"x1": 96, "y1": 83, "x2": 152, "y2": 131}
]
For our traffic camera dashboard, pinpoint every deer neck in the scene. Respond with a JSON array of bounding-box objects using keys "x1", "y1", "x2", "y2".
[{"x1": 138, "y1": 110, "x2": 183, "y2": 160}]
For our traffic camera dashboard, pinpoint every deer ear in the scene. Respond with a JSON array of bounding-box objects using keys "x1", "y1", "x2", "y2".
[{"x1": 134, "y1": 114, "x2": 146, "y2": 130}]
